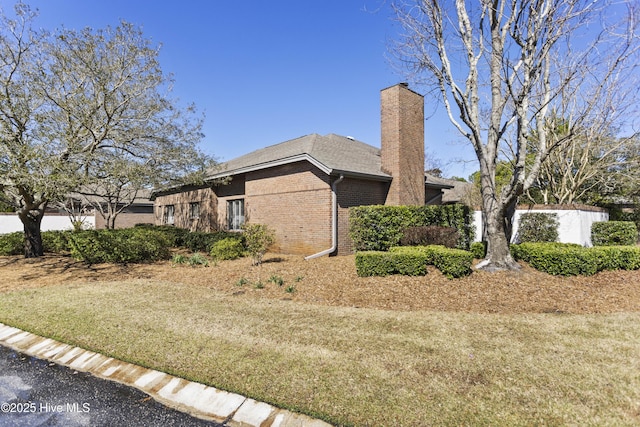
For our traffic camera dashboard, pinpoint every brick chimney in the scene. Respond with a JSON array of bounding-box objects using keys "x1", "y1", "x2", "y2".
[{"x1": 381, "y1": 83, "x2": 425, "y2": 206}]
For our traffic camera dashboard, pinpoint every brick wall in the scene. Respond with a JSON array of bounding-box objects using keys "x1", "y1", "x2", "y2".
[
  {"x1": 94, "y1": 212, "x2": 154, "y2": 229},
  {"x1": 245, "y1": 162, "x2": 332, "y2": 255},
  {"x1": 381, "y1": 83, "x2": 425, "y2": 206},
  {"x1": 154, "y1": 187, "x2": 219, "y2": 232},
  {"x1": 336, "y1": 177, "x2": 389, "y2": 255}
]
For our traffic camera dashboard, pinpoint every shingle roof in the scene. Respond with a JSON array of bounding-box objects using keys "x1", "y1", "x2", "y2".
[{"x1": 207, "y1": 134, "x2": 392, "y2": 181}]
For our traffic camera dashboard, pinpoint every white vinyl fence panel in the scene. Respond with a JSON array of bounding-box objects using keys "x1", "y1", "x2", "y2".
[
  {"x1": 0, "y1": 213, "x2": 95, "y2": 234},
  {"x1": 473, "y1": 205, "x2": 609, "y2": 247}
]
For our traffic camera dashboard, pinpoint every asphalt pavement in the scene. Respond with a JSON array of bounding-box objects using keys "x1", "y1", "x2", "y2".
[{"x1": 0, "y1": 345, "x2": 221, "y2": 427}]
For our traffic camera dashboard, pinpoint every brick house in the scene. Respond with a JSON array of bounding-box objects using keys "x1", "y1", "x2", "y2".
[{"x1": 152, "y1": 83, "x2": 452, "y2": 257}]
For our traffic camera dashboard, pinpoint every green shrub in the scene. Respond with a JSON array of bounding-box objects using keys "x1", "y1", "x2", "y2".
[
  {"x1": 512, "y1": 242, "x2": 599, "y2": 276},
  {"x1": 0, "y1": 232, "x2": 24, "y2": 256},
  {"x1": 400, "y1": 226, "x2": 459, "y2": 248},
  {"x1": 355, "y1": 250, "x2": 428, "y2": 277},
  {"x1": 589, "y1": 246, "x2": 640, "y2": 271},
  {"x1": 42, "y1": 230, "x2": 72, "y2": 253},
  {"x1": 68, "y1": 228, "x2": 171, "y2": 264},
  {"x1": 356, "y1": 245, "x2": 473, "y2": 279},
  {"x1": 470, "y1": 242, "x2": 486, "y2": 259},
  {"x1": 392, "y1": 245, "x2": 473, "y2": 279},
  {"x1": 591, "y1": 221, "x2": 638, "y2": 246},
  {"x1": 188, "y1": 252, "x2": 209, "y2": 267},
  {"x1": 516, "y1": 213, "x2": 559, "y2": 243},
  {"x1": 349, "y1": 204, "x2": 475, "y2": 251},
  {"x1": 268, "y1": 275, "x2": 284, "y2": 286},
  {"x1": 135, "y1": 224, "x2": 189, "y2": 248},
  {"x1": 210, "y1": 237, "x2": 245, "y2": 260},
  {"x1": 172, "y1": 254, "x2": 188, "y2": 265},
  {"x1": 243, "y1": 223, "x2": 275, "y2": 265}
]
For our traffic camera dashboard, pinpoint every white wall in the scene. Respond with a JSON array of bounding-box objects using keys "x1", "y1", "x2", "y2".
[
  {"x1": 473, "y1": 205, "x2": 609, "y2": 247},
  {"x1": 0, "y1": 213, "x2": 95, "y2": 234}
]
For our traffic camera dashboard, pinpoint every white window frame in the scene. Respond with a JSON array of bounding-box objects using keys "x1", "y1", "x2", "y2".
[
  {"x1": 227, "y1": 199, "x2": 244, "y2": 231},
  {"x1": 163, "y1": 205, "x2": 175, "y2": 225},
  {"x1": 189, "y1": 202, "x2": 200, "y2": 219}
]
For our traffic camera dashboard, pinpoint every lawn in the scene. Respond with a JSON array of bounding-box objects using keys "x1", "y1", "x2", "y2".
[{"x1": 1, "y1": 254, "x2": 639, "y2": 426}]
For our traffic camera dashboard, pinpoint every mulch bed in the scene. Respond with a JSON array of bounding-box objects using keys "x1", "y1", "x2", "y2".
[{"x1": 1, "y1": 253, "x2": 639, "y2": 314}]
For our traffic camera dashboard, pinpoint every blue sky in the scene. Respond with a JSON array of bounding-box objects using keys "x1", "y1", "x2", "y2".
[{"x1": 4, "y1": 0, "x2": 477, "y2": 178}]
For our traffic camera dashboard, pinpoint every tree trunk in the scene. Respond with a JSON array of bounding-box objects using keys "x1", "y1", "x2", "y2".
[
  {"x1": 107, "y1": 215, "x2": 116, "y2": 229},
  {"x1": 476, "y1": 200, "x2": 520, "y2": 272},
  {"x1": 18, "y1": 207, "x2": 45, "y2": 258}
]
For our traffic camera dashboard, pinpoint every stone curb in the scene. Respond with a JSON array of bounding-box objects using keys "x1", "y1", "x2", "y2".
[{"x1": 0, "y1": 323, "x2": 332, "y2": 427}]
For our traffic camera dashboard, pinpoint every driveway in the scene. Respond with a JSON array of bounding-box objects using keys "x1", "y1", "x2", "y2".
[{"x1": 0, "y1": 345, "x2": 220, "y2": 426}]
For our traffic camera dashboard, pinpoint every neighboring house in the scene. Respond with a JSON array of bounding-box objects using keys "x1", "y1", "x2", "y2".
[
  {"x1": 152, "y1": 83, "x2": 454, "y2": 257},
  {"x1": 66, "y1": 189, "x2": 155, "y2": 229}
]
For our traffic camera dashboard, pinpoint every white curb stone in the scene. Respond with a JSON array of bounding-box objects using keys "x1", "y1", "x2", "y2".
[{"x1": 0, "y1": 323, "x2": 333, "y2": 426}]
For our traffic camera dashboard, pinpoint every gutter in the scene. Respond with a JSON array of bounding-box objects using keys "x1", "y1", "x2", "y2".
[{"x1": 305, "y1": 174, "x2": 344, "y2": 260}]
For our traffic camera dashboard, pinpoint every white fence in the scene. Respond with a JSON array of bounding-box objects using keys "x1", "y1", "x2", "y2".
[
  {"x1": 0, "y1": 213, "x2": 95, "y2": 234},
  {"x1": 473, "y1": 204, "x2": 609, "y2": 247}
]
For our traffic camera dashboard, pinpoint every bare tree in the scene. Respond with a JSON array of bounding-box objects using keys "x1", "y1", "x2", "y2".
[
  {"x1": 0, "y1": 5, "x2": 206, "y2": 256},
  {"x1": 392, "y1": 0, "x2": 640, "y2": 270}
]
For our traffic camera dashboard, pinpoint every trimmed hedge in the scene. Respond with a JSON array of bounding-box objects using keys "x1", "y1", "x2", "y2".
[
  {"x1": 356, "y1": 245, "x2": 473, "y2": 279},
  {"x1": 355, "y1": 250, "x2": 428, "y2": 277},
  {"x1": 67, "y1": 228, "x2": 171, "y2": 264},
  {"x1": 591, "y1": 221, "x2": 638, "y2": 246},
  {"x1": 393, "y1": 245, "x2": 473, "y2": 279},
  {"x1": 42, "y1": 230, "x2": 73, "y2": 253},
  {"x1": 511, "y1": 242, "x2": 640, "y2": 276},
  {"x1": 349, "y1": 204, "x2": 475, "y2": 251},
  {"x1": 0, "y1": 232, "x2": 24, "y2": 256}
]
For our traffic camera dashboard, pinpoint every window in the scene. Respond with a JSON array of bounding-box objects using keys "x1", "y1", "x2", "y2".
[
  {"x1": 163, "y1": 205, "x2": 175, "y2": 225},
  {"x1": 189, "y1": 202, "x2": 200, "y2": 219},
  {"x1": 227, "y1": 199, "x2": 244, "y2": 231}
]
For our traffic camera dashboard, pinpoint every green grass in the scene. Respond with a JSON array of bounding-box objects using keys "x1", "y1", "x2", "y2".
[{"x1": 0, "y1": 280, "x2": 639, "y2": 426}]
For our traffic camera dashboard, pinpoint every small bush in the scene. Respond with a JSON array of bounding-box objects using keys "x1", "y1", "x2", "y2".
[
  {"x1": 243, "y1": 223, "x2": 275, "y2": 265},
  {"x1": 470, "y1": 242, "x2": 486, "y2": 259},
  {"x1": 516, "y1": 213, "x2": 559, "y2": 243},
  {"x1": 355, "y1": 250, "x2": 428, "y2": 277},
  {"x1": 268, "y1": 275, "x2": 284, "y2": 286},
  {"x1": 591, "y1": 221, "x2": 638, "y2": 246},
  {"x1": 172, "y1": 254, "x2": 188, "y2": 265},
  {"x1": 400, "y1": 226, "x2": 459, "y2": 248},
  {"x1": 210, "y1": 237, "x2": 245, "y2": 260},
  {"x1": 511, "y1": 242, "x2": 599, "y2": 276},
  {"x1": 0, "y1": 232, "x2": 24, "y2": 256},
  {"x1": 188, "y1": 252, "x2": 209, "y2": 267},
  {"x1": 392, "y1": 245, "x2": 473, "y2": 279}
]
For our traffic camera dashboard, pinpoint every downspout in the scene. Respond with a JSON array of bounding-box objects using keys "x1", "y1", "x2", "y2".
[{"x1": 305, "y1": 174, "x2": 344, "y2": 260}]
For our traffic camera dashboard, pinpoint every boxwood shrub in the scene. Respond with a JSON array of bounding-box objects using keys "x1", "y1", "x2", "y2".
[
  {"x1": 591, "y1": 221, "x2": 638, "y2": 246},
  {"x1": 392, "y1": 245, "x2": 473, "y2": 279},
  {"x1": 511, "y1": 242, "x2": 640, "y2": 276},
  {"x1": 355, "y1": 250, "x2": 428, "y2": 277},
  {"x1": 356, "y1": 245, "x2": 473, "y2": 279}
]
